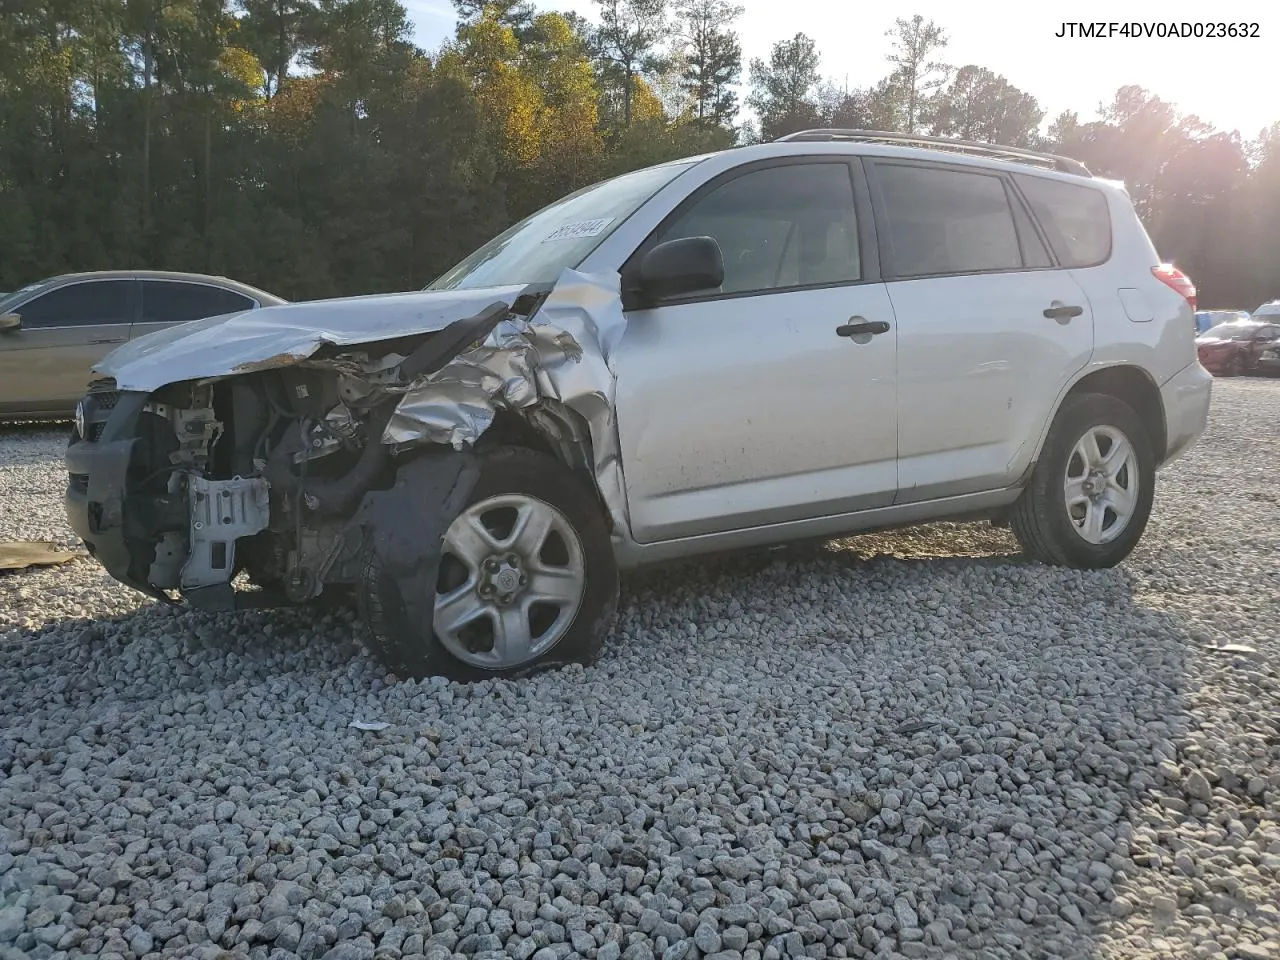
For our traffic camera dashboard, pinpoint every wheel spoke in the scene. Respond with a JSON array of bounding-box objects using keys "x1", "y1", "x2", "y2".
[
  {"x1": 1100, "y1": 434, "x2": 1132, "y2": 476},
  {"x1": 435, "y1": 584, "x2": 486, "y2": 635},
  {"x1": 1081, "y1": 430, "x2": 1104, "y2": 469},
  {"x1": 1104, "y1": 478, "x2": 1136, "y2": 518},
  {"x1": 508, "y1": 500, "x2": 556, "y2": 558},
  {"x1": 491, "y1": 605, "x2": 533, "y2": 663},
  {"x1": 1082, "y1": 500, "x2": 1106, "y2": 542},
  {"x1": 445, "y1": 513, "x2": 500, "y2": 570},
  {"x1": 526, "y1": 567, "x2": 582, "y2": 607},
  {"x1": 1064, "y1": 476, "x2": 1089, "y2": 506}
]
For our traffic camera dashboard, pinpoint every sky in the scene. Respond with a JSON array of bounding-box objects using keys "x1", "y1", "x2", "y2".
[{"x1": 401, "y1": 0, "x2": 1277, "y2": 139}]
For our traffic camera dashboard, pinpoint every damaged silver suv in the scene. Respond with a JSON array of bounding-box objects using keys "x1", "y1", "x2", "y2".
[{"x1": 66, "y1": 130, "x2": 1212, "y2": 680}]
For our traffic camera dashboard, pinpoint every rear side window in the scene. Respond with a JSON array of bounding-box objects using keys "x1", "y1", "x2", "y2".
[
  {"x1": 652, "y1": 161, "x2": 861, "y2": 295},
  {"x1": 17, "y1": 280, "x2": 133, "y2": 327},
  {"x1": 1014, "y1": 174, "x2": 1113, "y2": 267},
  {"x1": 875, "y1": 164, "x2": 1024, "y2": 278},
  {"x1": 141, "y1": 281, "x2": 254, "y2": 324}
]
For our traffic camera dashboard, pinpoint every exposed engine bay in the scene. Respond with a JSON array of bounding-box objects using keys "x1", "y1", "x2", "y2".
[
  {"x1": 66, "y1": 270, "x2": 630, "y2": 617},
  {"x1": 137, "y1": 366, "x2": 402, "y2": 608}
]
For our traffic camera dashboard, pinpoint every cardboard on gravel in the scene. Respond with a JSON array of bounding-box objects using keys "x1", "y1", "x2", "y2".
[{"x1": 0, "y1": 540, "x2": 83, "y2": 571}]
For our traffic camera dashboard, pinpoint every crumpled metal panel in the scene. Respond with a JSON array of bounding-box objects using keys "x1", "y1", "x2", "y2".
[
  {"x1": 385, "y1": 269, "x2": 629, "y2": 533},
  {"x1": 96, "y1": 285, "x2": 529, "y2": 392},
  {"x1": 98, "y1": 266, "x2": 633, "y2": 539},
  {"x1": 383, "y1": 317, "x2": 544, "y2": 449}
]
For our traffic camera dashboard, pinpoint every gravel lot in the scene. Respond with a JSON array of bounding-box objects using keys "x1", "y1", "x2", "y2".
[{"x1": 1, "y1": 380, "x2": 1278, "y2": 960}]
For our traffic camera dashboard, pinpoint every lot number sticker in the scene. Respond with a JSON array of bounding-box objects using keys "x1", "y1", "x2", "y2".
[{"x1": 542, "y1": 218, "x2": 614, "y2": 242}]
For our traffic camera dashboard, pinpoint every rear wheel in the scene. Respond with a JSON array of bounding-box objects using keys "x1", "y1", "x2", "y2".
[
  {"x1": 358, "y1": 446, "x2": 619, "y2": 680},
  {"x1": 1010, "y1": 394, "x2": 1155, "y2": 569}
]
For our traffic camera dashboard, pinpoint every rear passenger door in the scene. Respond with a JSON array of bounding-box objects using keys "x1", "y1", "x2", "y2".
[
  {"x1": 133, "y1": 280, "x2": 256, "y2": 340},
  {"x1": 867, "y1": 160, "x2": 1095, "y2": 504}
]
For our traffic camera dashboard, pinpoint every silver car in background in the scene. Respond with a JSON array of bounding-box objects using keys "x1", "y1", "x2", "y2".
[{"x1": 0, "y1": 270, "x2": 285, "y2": 420}]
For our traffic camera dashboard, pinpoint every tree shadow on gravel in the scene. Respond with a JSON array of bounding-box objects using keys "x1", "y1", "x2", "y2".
[
  {"x1": 2, "y1": 520, "x2": 1261, "y2": 960},
  {"x1": 613, "y1": 523, "x2": 1250, "y2": 959}
]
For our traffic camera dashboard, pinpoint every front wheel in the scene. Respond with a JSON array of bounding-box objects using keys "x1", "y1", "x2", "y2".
[
  {"x1": 358, "y1": 446, "x2": 619, "y2": 681},
  {"x1": 1010, "y1": 394, "x2": 1155, "y2": 569}
]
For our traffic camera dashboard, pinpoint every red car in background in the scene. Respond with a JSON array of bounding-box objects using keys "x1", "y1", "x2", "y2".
[{"x1": 1196, "y1": 320, "x2": 1280, "y2": 376}]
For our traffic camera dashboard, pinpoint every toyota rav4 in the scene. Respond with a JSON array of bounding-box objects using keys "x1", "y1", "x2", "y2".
[{"x1": 66, "y1": 130, "x2": 1212, "y2": 680}]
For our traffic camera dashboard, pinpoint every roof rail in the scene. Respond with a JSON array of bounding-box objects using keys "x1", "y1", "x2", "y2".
[{"x1": 774, "y1": 129, "x2": 1092, "y2": 177}]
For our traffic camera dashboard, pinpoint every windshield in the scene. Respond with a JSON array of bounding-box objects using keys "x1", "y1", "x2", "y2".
[
  {"x1": 427, "y1": 161, "x2": 696, "y2": 291},
  {"x1": 1200, "y1": 323, "x2": 1262, "y2": 341}
]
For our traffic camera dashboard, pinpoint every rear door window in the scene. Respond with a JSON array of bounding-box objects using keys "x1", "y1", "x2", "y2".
[
  {"x1": 874, "y1": 163, "x2": 1027, "y2": 278},
  {"x1": 1014, "y1": 174, "x2": 1113, "y2": 267},
  {"x1": 15, "y1": 280, "x2": 134, "y2": 328},
  {"x1": 140, "y1": 281, "x2": 255, "y2": 324}
]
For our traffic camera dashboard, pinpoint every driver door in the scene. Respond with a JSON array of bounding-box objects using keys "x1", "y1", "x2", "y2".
[{"x1": 612, "y1": 157, "x2": 899, "y2": 544}]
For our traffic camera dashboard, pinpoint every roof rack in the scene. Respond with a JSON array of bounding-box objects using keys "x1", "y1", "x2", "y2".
[{"x1": 774, "y1": 129, "x2": 1092, "y2": 177}]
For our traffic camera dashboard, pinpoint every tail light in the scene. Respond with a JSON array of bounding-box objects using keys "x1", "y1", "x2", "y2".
[{"x1": 1152, "y1": 263, "x2": 1197, "y2": 311}]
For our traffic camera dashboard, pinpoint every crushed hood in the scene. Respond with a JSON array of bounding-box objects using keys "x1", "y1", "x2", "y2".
[
  {"x1": 96, "y1": 285, "x2": 529, "y2": 392},
  {"x1": 96, "y1": 269, "x2": 634, "y2": 543}
]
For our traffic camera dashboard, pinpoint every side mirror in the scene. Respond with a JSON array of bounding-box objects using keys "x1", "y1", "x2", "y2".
[
  {"x1": 629, "y1": 236, "x2": 725, "y2": 306},
  {"x1": 0, "y1": 313, "x2": 20, "y2": 333}
]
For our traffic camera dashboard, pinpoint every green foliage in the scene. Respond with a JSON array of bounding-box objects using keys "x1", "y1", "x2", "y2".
[
  {"x1": 591, "y1": 0, "x2": 668, "y2": 128},
  {"x1": 747, "y1": 32, "x2": 821, "y2": 141},
  {"x1": 883, "y1": 14, "x2": 948, "y2": 134},
  {"x1": 673, "y1": 0, "x2": 741, "y2": 127},
  {"x1": 930, "y1": 66, "x2": 1042, "y2": 148},
  {"x1": 0, "y1": 0, "x2": 1275, "y2": 312},
  {"x1": 0, "y1": 0, "x2": 720, "y2": 296}
]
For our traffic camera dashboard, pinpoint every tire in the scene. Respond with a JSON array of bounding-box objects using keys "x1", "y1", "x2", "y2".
[
  {"x1": 1010, "y1": 393, "x2": 1155, "y2": 570},
  {"x1": 1223, "y1": 355, "x2": 1242, "y2": 377},
  {"x1": 358, "y1": 445, "x2": 619, "y2": 681}
]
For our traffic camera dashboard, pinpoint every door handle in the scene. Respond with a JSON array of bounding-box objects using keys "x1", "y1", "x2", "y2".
[
  {"x1": 1043, "y1": 304, "x2": 1084, "y2": 321},
  {"x1": 836, "y1": 319, "x2": 890, "y2": 338}
]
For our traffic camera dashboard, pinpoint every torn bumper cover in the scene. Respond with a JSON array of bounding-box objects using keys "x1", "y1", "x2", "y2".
[{"x1": 73, "y1": 270, "x2": 631, "y2": 608}]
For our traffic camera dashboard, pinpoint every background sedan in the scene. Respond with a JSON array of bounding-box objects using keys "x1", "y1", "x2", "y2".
[
  {"x1": 1196, "y1": 320, "x2": 1280, "y2": 376},
  {"x1": 0, "y1": 270, "x2": 284, "y2": 420}
]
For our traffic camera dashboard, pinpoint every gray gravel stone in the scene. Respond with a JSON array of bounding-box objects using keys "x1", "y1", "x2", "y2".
[
  {"x1": 0, "y1": 908, "x2": 24, "y2": 943},
  {"x1": 2, "y1": 383, "x2": 1280, "y2": 960}
]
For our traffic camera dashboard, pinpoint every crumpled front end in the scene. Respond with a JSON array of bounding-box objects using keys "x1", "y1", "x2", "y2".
[{"x1": 65, "y1": 270, "x2": 629, "y2": 611}]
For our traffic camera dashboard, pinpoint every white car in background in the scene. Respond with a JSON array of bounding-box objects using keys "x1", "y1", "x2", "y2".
[{"x1": 1253, "y1": 300, "x2": 1280, "y2": 321}]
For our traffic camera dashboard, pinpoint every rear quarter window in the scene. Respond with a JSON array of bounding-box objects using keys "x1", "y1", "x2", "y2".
[
  {"x1": 140, "y1": 281, "x2": 255, "y2": 324},
  {"x1": 1014, "y1": 174, "x2": 1113, "y2": 268}
]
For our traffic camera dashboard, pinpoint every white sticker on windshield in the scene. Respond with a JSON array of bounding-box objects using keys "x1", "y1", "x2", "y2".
[{"x1": 542, "y1": 218, "x2": 615, "y2": 243}]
